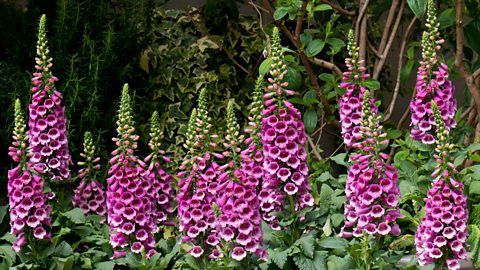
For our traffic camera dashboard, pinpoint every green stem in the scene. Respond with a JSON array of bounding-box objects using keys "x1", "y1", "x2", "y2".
[{"x1": 362, "y1": 234, "x2": 371, "y2": 270}]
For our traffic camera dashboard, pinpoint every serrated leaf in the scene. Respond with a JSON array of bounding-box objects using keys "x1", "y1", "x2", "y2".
[
  {"x1": 294, "y1": 233, "x2": 315, "y2": 258},
  {"x1": 293, "y1": 255, "x2": 315, "y2": 270},
  {"x1": 327, "y1": 255, "x2": 355, "y2": 270},
  {"x1": 259, "y1": 58, "x2": 272, "y2": 76},
  {"x1": 270, "y1": 248, "x2": 290, "y2": 269},
  {"x1": 407, "y1": 0, "x2": 426, "y2": 18},
  {"x1": 306, "y1": 39, "x2": 325, "y2": 57},
  {"x1": 303, "y1": 109, "x2": 318, "y2": 133},
  {"x1": 53, "y1": 241, "x2": 73, "y2": 257},
  {"x1": 468, "y1": 224, "x2": 480, "y2": 267},
  {"x1": 63, "y1": 208, "x2": 86, "y2": 224}
]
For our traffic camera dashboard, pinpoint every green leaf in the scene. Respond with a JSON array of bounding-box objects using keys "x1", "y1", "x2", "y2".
[
  {"x1": 53, "y1": 241, "x2": 73, "y2": 257},
  {"x1": 270, "y1": 248, "x2": 290, "y2": 269},
  {"x1": 62, "y1": 208, "x2": 86, "y2": 224},
  {"x1": 303, "y1": 90, "x2": 318, "y2": 105},
  {"x1": 322, "y1": 217, "x2": 332, "y2": 236},
  {"x1": 0, "y1": 244, "x2": 16, "y2": 264},
  {"x1": 285, "y1": 67, "x2": 302, "y2": 90},
  {"x1": 468, "y1": 224, "x2": 480, "y2": 268},
  {"x1": 314, "y1": 4, "x2": 332, "y2": 12},
  {"x1": 331, "y1": 213, "x2": 344, "y2": 227},
  {"x1": 318, "y1": 73, "x2": 335, "y2": 84},
  {"x1": 303, "y1": 109, "x2": 318, "y2": 133},
  {"x1": 438, "y1": 8, "x2": 456, "y2": 29},
  {"x1": 293, "y1": 255, "x2": 315, "y2": 270},
  {"x1": 52, "y1": 256, "x2": 74, "y2": 270},
  {"x1": 274, "y1": 7, "x2": 289, "y2": 20},
  {"x1": 259, "y1": 58, "x2": 272, "y2": 76},
  {"x1": 470, "y1": 181, "x2": 480, "y2": 194},
  {"x1": 330, "y1": 153, "x2": 347, "y2": 166},
  {"x1": 300, "y1": 33, "x2": 313, "y2": 48},
  {"x1": 327, "y1": 255, "x2": 355, "y2": 270},
  {"x1": 387, "y1": 129, "x2": 402, "y2": 139},
  {"x1": 94, "y1": 261, "x2": 115, "y2": 270},
  {"x1": 306, "y1": 39, "x2": 325, "y2": 57},
  {"x1": 465, "y1": 20, "x2": 480, "y2": 55},
  {"x1": 325, "y1": 38, "x2": 345, "y2": 54},
  {"x1": 364, "y1": 79, "x2": 381, "y2": 90},
  {"x1": 294, "y1": 233, "x2": 315, "y2": 258},
  {"x1": 407, "y1": 0, "x2": 426, "y2": 18},
  {"x1": 318, "y1": 237, "x2": 349, "y2": 249}
]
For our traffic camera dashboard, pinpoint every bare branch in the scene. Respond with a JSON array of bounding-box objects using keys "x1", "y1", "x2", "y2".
[
  {"x1": 378, "y1": 0, "x2": 400, "y2": 53},
  {"x1": 473, "y1": 68, "x2": 480, "y2": 80},
  {"x1": 321, "y1": 0, "x2": 355, "y2": 16},
  {"x1": 355, "y1": 0, "x2": 370, "y2": 42},
  {"x1": 307, "y1": 135, "x2": 323, "y2": 161},
  {"x1": 384, "y1": 16, "x2": 417, "y2": 121},
  {"x1": 367, "y1": 40, "x2": 382, "y2": 58},
  {"x1": 311, "y1": 57, "x2": 342, "y2": 75},
  {"x1": 372, "y1": 0, "x2": 405, "y2": 80},
  {"x1": 355, "y1": 0, "x2": 370, "y2": 61},
  {"x1": 295, "y1": 1, "x2": 308, "y2": 40}
]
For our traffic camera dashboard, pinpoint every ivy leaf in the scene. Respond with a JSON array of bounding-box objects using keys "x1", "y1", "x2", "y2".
[
  {"x1": 63, "y1": 208, "x2": 86, "y2": 224},
  {"x1": 294, "y1": 233, "x2": 315, "y2": 258},
  {"x1": 407, "y1": 0, "x2": 426, "y2": 18},
  {"x1": 303, "y1": 109, "x2": 318, "y2": 133},
  {"x1": 306, "y1": 39, "x2": 325, "y2": 57},
  {"x1": 274, "y1": 7, "x2": 289, "y2": 20}
]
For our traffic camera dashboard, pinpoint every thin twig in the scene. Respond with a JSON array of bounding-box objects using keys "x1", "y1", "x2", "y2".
[
  {"x1": 321, "y1": 0, "x2": 355, "y2": 16},
  {"x1": 307, "y1": 135, "x2": 323, "y2": 161},
  {"x1": 367, "y1": 40, "x2": 382, "y2": 58},
  {"x1": 372, "y1": 0, "x2": 405, "y2": 80},
  {"x1": 473, "y1": 68, "x2": 480, "y2": 80},
  {"x1": 396, "y1": 88, "x2": 416, "y2": 130},
  {"x1": 311, "y1": 57, "x2": 342, "y2": 75},
  {"x1": 327, "y1": 142, "x2": 345, "y2": 160},
  {"x1": 384, "y1": 16, "x2": 417, "y2": 121},
  {"x1": 295, "y1": 1, "x2": 308, "y2": 40}
]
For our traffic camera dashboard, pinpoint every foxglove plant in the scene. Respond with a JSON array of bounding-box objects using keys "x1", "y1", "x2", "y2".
[
  {"x1": 260, "y1": 27, "x2": 314, "y2": 230},
  {"x1": 144, "y1": 111, "x2": 174, "y2": 226},
  {"x1": 28, "y1": 14, "x2": 71, "y2": 180},
  {"x1": 340, "y1": 91, "x2": 401, "y2": 238},
  {"x1": 72, "y1": 132, "x2": 106, "y2": 219},
  {"x1": 410, "y1": 0, "x2": 456, "y2": 144},
  {"x1": 214, "y1": 100, "x2": 264, "y2": 262},
  {"x1": 415, "y1": 103, "x2": 468, "y2": 270},
  {"x1": 177, "y1": 89, "x2": 221, "y2": 259},
  {"x1": 338, "y1": 30, "x2": 372, "y2": 148},
  {"x1": 106, "y1": 84, "x2": 159, "y2": 258},
  {"x1": 8, "y1": 99, "x2": 52, "y2": 252}
]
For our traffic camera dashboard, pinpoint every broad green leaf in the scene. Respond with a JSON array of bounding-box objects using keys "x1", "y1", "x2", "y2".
[
  {"x1": 438, "y1": 8, "x2": 456, "y2": 29},
  {"x1": 259, "y1": 58, "x2": 272, "y2": 76},
  {"x1": 94, "y1": 261, "x2": 115, "y2": 270},
  {"x1": 306, "y1": 39, "x2": 325, "y2": 57},
  {"x1": 327, "y1": 255, "x2": 355, "y2": 270},
  {"x1": 330, "y1": 153, "x2": 347, "y2": 166},
  {"x1": 274, "y1": 7, "x2": 289, "y2": 20},
  {"x1": 53, "y1": 256, "x2": 74, "y2": 270},
  {"x1": 313, "y1": 251, "x2": 328, "y2": 270},
  {"x1": 53, "y1": 241, "x2": 73, "y2": 257},
  {"x1": 63, "y1": 208, "x2": 86, "y2": 224},
  {"x1": 387, "y1": 129, "x2": 402, "y2": 139},
  {"x1": 300, "y1": 33, "x2": 313, "y2": 48},
  {"x1": 468, "y1": 224, "x2": 480, "y2": 267},
  {"x1": 331, "y1": 213, "x2": 344, "y2": 227},
  {"x1": 314, "y1": 4, "x2": 332, "y2": 12},
  {"x1": 318, "y1": 237, "x2": 349, "y2": 249},
  {"x1": 318, "y1": 73, "x2": 335, "y2": 84},
  {"x1": 470, "y1": 181, "x2": 480, "y2": 194},
  {"x1": 293, "y1": 255, "x2": 315, "y2": 270},
  {"x1": 270, "y1": 248, "x2": 290, "y2": 269},
  {"x1": 294, "y1": 233, "x2": 315, "y2": 258},
  {"x1": 407, "y1": 0, "x2": 426, "y2": 18},
  {"x1": 303, "y1": 109, "x2": 318, "y2": 133},
  {"x1": 325, "y1": 38, "x2": 345, "y2": 54},
  {"x1": 285, "y1": 67, "x2": 302, "y2": 90},
  {"x1": 465, "y1": 20, "x2": 480, "y2": 55},
  {"x1": 364, "y1": 79, "x2": 381, "y2": 90},
  {"x1": 322, "y1": 217, "x2": 332, "y2": 236},
  {"x1": 0, "y1": 244, "x2": 16, "y2": 264}
]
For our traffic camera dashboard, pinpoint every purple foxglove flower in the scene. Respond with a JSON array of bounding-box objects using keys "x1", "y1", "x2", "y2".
[
  {"x1": 259, "y1": 27, "x2": 313, "y2": 230},
  {"x1": 144, "y1": 111, "x2": 174, "y2": 226},
  {"x1": 72, "y1": 132, "x2": 106, "y2": 220},
  {"x1": 28, "y1": 14, "x2": 71, "y2": 181},
  {"x1": 8, "y1": 99, "x2": 52, "y2": 252},
  {"x1": 106, "y1": 84, "x2": 158, "y2": 257},
  {"x1": 340, "y1": 91, "x2": 401, "y2": 238},
  {"x1": 410, "y1": 1, "x2": 456, "y2": 144},
  {"x1": 339, "y1": 30, "x2": 377, "y2": 148},
  {"x1": 415, "y1": 102, "x2": 468, "y2": 269}
]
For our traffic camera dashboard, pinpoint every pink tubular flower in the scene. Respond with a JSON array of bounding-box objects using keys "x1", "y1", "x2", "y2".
[
  {"x1": 8, "y1": 99, "x2": 52, "y2": 252},
  {"x1": 28, "y1": 14, "x2": 71, "y2": 181},
  {"x1": 410, "y1": 1, "x2": 456, "y2": 144},
  {"x1": 106, "y1": 84, "x2": 158, "y2": 257},
  {"x1": 144, "y1": 111, "x2": 174, "y2": 226},
  {"x1": 415, "y1": 102, "x2": 468, "y2": 269},
  {"x1": 340, "y1": 91, "x2": 401, "y2": 238},
  {"x1": 339, "y1": 30, "x2": 377, "y2": 148},
  {"x1": 72, "y1": 132, "x2": 106, "y2": 219},
  {"x1": 259, "y1": 27, "x2": 313, "y2": 230}
]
